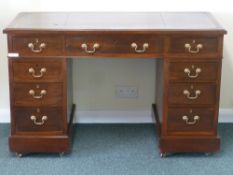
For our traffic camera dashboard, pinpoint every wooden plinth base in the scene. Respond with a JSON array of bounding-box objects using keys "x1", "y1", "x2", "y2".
[{"x1": 9, "y1": 135, "x2": 70, "y2": 154}]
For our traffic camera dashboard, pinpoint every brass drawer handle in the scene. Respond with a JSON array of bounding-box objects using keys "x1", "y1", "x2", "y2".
[
  {"x1": 182, "y1": 115, "x2": 200, "y2": 125},
  {"x1": 30, "y1": 115, "x2": 48, "y2": 126},
  {"x1": 183, "y1": 89, "x2": 201, "y2": 100},
  {"x1": 131, "y1": 42, "x2": 149, "y2": 53},
  {"x1": 28, "y1": 42, "x2": 46, "y2": 53},
  {"x1": 28, "y1": 67, "x2": 47, "y2": 78},
  {"x1": 184, "y1": 67, "x2": 201, "y2": 78},
  {"x1": 29, "y1": 89, "x2": 47, "y2": 99},
  {"x1": 184, "y1": 40, "x2": 203, "y2": 54},
  {"x1": 81, "y1": 43, "x2": 100, "y2": 54}
]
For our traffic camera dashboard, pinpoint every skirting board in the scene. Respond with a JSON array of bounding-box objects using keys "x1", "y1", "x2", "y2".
[{"x1": 0, "y1": 108, "x2": 233, "y2": 123}]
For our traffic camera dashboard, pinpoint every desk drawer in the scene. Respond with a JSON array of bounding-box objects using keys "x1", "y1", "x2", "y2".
[
  {"x1": 168, "y1": 83, "x2": 216, "y2": 105},
  {"x1": 11, "y1": 35, "x2": 63, "y2": 57},
  {"x1": 65, "y1": 34, "x2": 163, "y2": 57},
  {"x1": 12, "y1": 59, "x2": 64, "y2": 82},
  {"x1": 14, "y1": 107, "x2": 63, "y2": 133},
  {"x1": 168, "y1": 36, "x2": 219, "y2": 56},
  {"x1": 167, "y1": 107, "x2": 215, "y2": 135},
  {"x1": 14, "y1": 83, "x2": 63, "y2": 106},
  {"x1": 169, "y1": 61, "x2": 219, "y2": 82}
]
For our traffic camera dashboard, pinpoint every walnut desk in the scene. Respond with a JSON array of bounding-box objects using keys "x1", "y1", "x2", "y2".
[{"x1": 3, "y1": 12, "x2": 227, "y2": 157}]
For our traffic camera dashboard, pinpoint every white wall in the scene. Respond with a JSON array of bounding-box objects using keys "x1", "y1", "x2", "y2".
[{"x1": 0, "y1": 0, "x2": 233, "y2": 123}]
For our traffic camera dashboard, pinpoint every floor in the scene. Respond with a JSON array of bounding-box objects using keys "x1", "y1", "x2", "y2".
[{"x1": 0, "y1": 124, "x2": 233, "y2": 175}]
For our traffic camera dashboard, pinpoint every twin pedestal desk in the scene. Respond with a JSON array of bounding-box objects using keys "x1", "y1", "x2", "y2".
[{"x1": 3, "y1": 12, "x2": 227, "y2": 157}]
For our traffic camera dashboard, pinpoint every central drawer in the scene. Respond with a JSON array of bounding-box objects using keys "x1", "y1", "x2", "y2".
[
  {"x1": 14, "y1": 107, "x2": 64, "y2": 133},
  {"x1": 14, "y1": 83, "x2": 63, "y2": 106},
  {"x1": 65, "y1": 34, "x2": 163, "y2": 57}
]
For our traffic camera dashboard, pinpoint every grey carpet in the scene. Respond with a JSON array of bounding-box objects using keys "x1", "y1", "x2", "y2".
[{"x1": 0, "y1": 124, "x2": 233, "y2": 175}]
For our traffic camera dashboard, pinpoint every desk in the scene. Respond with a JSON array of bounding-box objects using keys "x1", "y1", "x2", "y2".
[{"x1": 3, "y1": 12, "x2": 227, "y2": 157}]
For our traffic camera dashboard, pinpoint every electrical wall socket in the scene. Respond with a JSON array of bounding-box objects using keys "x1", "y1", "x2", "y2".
[{"x1": 115, "y1": 86, "x2": 138, "y2": 98}]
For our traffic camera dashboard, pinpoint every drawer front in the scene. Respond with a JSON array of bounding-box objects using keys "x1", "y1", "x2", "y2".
[
  {"x1": 167, "y1": 108, "x2": 215, "y2": 134},
  {"x1": 14, "y1": 83, "x2": 63, "y2": 106},
  {"x1": 14, "y1": 107, "x2": 63, "y2": 133},
  {"x1": 168, "y1": 83, "x2": 216, "y2": 105},
  {"x1": 12, "y1": 59, "x2": 64, "y2": 82},
  {"x1": 168, "y1": 36, "x2": 219, "y2": 56},
  {"x1": 12, "y1": 35, "x2": 63, "y2": 56},
  {"x1": 169, "y1": 61, "x2": 219, "y2": 82},
  {"x1": 65, "y1": 34, "x2": 163, "y2": 57}
]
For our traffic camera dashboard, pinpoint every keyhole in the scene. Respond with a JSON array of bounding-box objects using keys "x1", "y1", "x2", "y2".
[{"x1": 36, "y1": 108, "x2": 40, "y2": 113}]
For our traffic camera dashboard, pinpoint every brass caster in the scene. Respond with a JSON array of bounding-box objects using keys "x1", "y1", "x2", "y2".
[
  {"x1": 59, "y1": 152, "x2": 65, "y2": 157},
  {"x1": 160, "y1": 153, "x2": 167, "y2": 158},
  {"x1": 16, "y1": 153, "x2": 23, "y2": 158},
  {"x1": 205, "y1": 152, "x2": 212, "y2": 156}
]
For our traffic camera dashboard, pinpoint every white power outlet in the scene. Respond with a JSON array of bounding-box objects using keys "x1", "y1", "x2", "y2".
[{"x1": 115, "y1": 86, "x2": 138, "y2": 98}]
